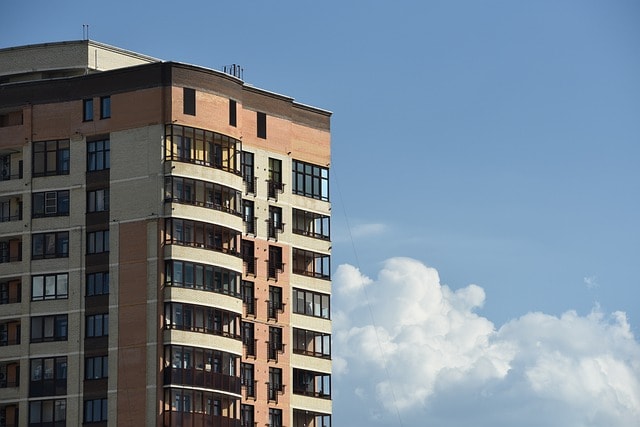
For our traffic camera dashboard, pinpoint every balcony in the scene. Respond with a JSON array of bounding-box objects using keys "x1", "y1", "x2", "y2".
[
  {"x1": 267, "y1": 262, "x2": 284, "y2": 282},
  {"x1": 266, "y1": 219, "x2": 284, "y2": 241},
  {"x1": 163, "y1": 367, "x2": 241, "y2": 395},
  {"x1": 0, "y1": 280, "x2": 21, "y2": 306},
  {"x1": 243, "y1": 297, "x2": 257, "y2": 317},
  {"x1": 0, "y1": 196, "x2": 22, "y2": 224},
  {"x1": 243, "y1": 338, "x2": 257, "y2": 358},
  {"x1": 266, "y1": 180, "x2": 284, "y2": 201},
  {"x1": 266, "y1": 301, "x2": 285, "y2": 322},
  {"x1": 292, "y1": 248, "x2": 330, "y2": 280},
  {"x1": 241, "y1": 379, "x2": 257, "y2": 400},
  {"x1": 0, "y1": 361, "x2": 19, "y2": 389},
  {"x1": 0, "y1": 402, "x2": 19, "y2": 427},
  {"x1": 266, "y1": 382, "x2": 285, "y2": 403},
  {"x1": 0, "y1": 238, "x2": 21, "y2": 265},
  {"x1": 243, "y1": 176, "x2": 257, "y2": 196},
  {"x1": 0, "y1": 320, "x2": 20, "y2": 347},
  {"x1": 266, "y1": 342, "x2": 285, "y2": 362}
]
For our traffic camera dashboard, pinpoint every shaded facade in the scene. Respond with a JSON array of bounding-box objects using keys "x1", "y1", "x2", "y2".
[{"x1": 0, "y1": 40, "x2": 331, "y2": 427}]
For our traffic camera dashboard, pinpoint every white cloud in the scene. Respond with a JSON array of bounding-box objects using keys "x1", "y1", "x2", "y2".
[
  {"x1": 584, "y1": 275, "x2": 599, "y2": 289},
  {"x1": 333, "y1": 258, "x2": 640, "y2": 427}
]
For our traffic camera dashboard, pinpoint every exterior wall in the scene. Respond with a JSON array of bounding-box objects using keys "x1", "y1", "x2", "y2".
[{"x1": 0, "y1": 43, "x2": 331, "y2": 427}]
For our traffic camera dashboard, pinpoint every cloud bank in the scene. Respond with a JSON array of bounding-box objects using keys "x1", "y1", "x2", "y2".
[{"x1": 333, "y1": 258, "x2": 640, "y2": 427}]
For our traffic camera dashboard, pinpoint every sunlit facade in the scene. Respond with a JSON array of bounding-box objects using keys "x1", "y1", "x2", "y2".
[{"x1": 0, "y1": 40, "x2": 331, "y2": 427}]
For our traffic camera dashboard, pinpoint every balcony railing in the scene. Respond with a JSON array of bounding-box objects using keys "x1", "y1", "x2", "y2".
[
  {"x1": 244, "y1": 176, "x2": 257, "y2": 195},
  {"x1": 243, "y1": 298, "x2": 257, "y2": 317},
  {"x1": 266, "y1": 342, "x2": 285, "y2": 362},
  {"x1": 244, "y1": 257, "x2": 257, "y2": 277},
  {"x1": 266, "y1": 220, "x2": 285, "y2": 241},
  {"x1": 266, "y1": 301, "x2": 284, "y2": 321},
  {"x1": 267, "y1": 262, "x2": 284, "y2": 281},
  {"x1": 266, "y1": 382, "x2": 285, "y2": 403},
  {"x1": 243, "y1": 338, "x2": 257, "y2": 358},
  {"x1": 165, "y1": 196, "x2": 242, "y2": 217},
  {"x1": 163, "y1": 367, "x2": 241, "y2": 395},
  {"x1": 266, "y1": 180, "x2": 284, "y2": 201},
  {"x1": 242, "y1": 379, "x2": 257, "y2": 399},
  {"x1": 244, "y1": 217, "x2": 257, "y2": 235}
]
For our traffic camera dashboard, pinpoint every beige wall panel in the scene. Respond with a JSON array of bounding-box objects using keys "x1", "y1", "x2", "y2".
[
  {"x1": 167, "y1": 162, "x2": 243, "y2": 191},
  {"x1": 291, "y1": 393, "x2": 332, "y2": 414},
  {"x1": 164, "y1": 287, "x2": 242, "y2": 314},
  {"x1": 163, "y1": 246, "x2": 243, "y2": 272},
  {"x1": 162, "y1": 330, "x2": 243, "y2": 356},
  {"x1": 291, "y1": 354, "x2": 332, "y2": 374},
  {"x1": 170, "y1": 203, "x2": 243, "y2": 232},
  {"x1": 290, "y1": 275, "x2": 332, "y2": 295},
  {"x1": 290, "y1": 314, "x2": 331, "y2": 335}
]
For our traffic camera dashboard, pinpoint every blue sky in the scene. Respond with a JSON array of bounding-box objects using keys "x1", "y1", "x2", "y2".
[{"x1": 3, "y1": 1, "x2": 639, "y2": 425}]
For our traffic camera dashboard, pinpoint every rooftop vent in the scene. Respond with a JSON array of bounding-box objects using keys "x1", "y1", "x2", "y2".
[{"x1": 223, "y1": 64, "x2": 243, "y2": 80}]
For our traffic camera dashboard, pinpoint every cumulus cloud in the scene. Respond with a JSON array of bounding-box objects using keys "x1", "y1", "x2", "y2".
[{"x1": 333, "y1": 258, "x2": 640, "y2": 427}]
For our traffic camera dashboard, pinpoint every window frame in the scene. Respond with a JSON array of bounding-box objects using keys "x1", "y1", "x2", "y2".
[
  {"x1": 87, "y1": 230, "x2": 109, "y2": 254},
  {"x1": 87, "y1": 139, "x2": 110, "y2": 172},
  {"x1": 292, "y1": 159, "x2": 329, "y2": 201},
  {"x1": 257, "y1": 112, "x2": 267, "y2": 139},
  {"x1": 32, "y1": 190, "x2": 70, "y2": 218},
  {"x1": 32, "y1": 231, "x2": 69, "y2": 260},
  {"x1": 30, "y1": 314, "x2": 68, "y2": 343},
  {"x1": 86, "y1": 271, "x2": 109, "y2": 296},
  {"x1": 84, "y1": 398, "x2": 108, "y2": 423},
  {"x1": 32, "y1": 139, "x2": 70, "y2": 177},
  {"x1": 86, "y1": 313, "x2": 109, "y2": 338},
  {"x1": 83, "y1": 98, "x2": 93, "y2": 122},
  {"x1": 293, "y1": 288, "x2": 331, "y2": 319},
  {"x1": 85, "y1": 355, "x2": 109, "y2": 380},
  {"x1": 87, "y1": 188, "x2": 109, "y2": 213},
  {"x1": 100, "y1": 96, "x2": 111, "y2": 119},
  {"x1": 31, "y1": 273, "x2": 68, "y2": 301}
]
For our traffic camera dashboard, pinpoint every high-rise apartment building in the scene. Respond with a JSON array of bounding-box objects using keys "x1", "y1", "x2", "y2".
[{"x1": 0, "y1": 40, "x2": 331, "y2": 427}]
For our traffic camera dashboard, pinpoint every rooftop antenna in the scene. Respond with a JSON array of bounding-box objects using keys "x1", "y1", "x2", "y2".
[
  {"x1": 223, "y1": 64, "x2": 243, "y2": 80},
  {"x1": 83, "y1": 24, "x2": 89, "y2": 40}
]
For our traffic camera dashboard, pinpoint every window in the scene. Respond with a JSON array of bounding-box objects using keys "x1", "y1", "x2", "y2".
[
  {"x1": 87, "y1": 139, "x2": 110, "y2": 171},
  {"x1": 164, "y1": 260, "x2": 240, "y2": 296},
  {"x1": 268, "y1": 326, "x2": 283, "y2": 361},
  {"x1": 87, "y1": 271, "x2": 109, "y2": 296},
  {"x1": 164, "y1": 218, "x2": 240, "y2": 255},
  {"x1": 268, "y1": 286, "x2": 283, "y2": 319},
  {"x1": 32, "y1": 139, "x2": 70, "y2": 177},
  {"x1": 183, "y1": 88, "x2": 196, "y2": 115},
  {"x1": 243, "y1": 200, "x2": 255, "y2": 235},
  {"x1": 293, "y1": 328, "x2": 331, "y2": 358},
  {"x1": 268, "y1": 245, "x2": 283, "y2": 280},
  {"x1": 241, "y1": 281, "x2": 255, "y2": 316},
  {"x1": 85, "y1": 355, "x2": 108, "y2": 380},
  {"x1": 32, "y1": 231, "x2": 69, "y2": 259},
  {"x1": 241, "y1": 363, "x2": 255, "y2": 398},
  {"x1": 267, "y1": 158, "x2": 283, "y2": 199},
  {"x1": 164, "y1": 302, "x2": 239, "y2": 339},
  {"x1": 31, "y1": 273, "x2": 68, "y2": 301},
  {"x1": 241, "y1": 151, "x2": 255, "y2": 194},
  {"x1": 229, "y1": 99, "x2": 237, "y2": 127},
  {"x1": 293, "y1": 368, "x2": 331, "y2": 399},
  {"x1": 268, "y1": 368, "x2": 282, "y2": 402},
  {"x1": 100, "y1": 96, "x2": 111, "y2": 119},
  {"x1": 269, "y1": 408, "x2": 282, "y2": 427},
  {"x1": 242, "y1": 321, "x2": 255, "y2": 357},
  {"x1": 292, "y1": 248, "x2": 331, "y2": 279},
  {"x1": 241, "y1": 404, "x2": 254, "y2": 427},
  {"x1": 292, "y1": 208, "x2": 330, "y2": 240},
  {"x1": 165, "y1": 124, "x2": 241, "y2": 174},
  {"x1": 87, "y1": 230, "x2": 109, "y2": 254},
  {"x1": 32, "y1": 190, "x2": 69, "y2": 218},
  {"x1": 31, "y1": 314, "x2": 68, "y2": 342},
  {"x1": 164, "y1": 176, "x2": 241, "y2": 214},
  {"x1": 29, "y1": 399, "x2": 66, "y2": 426},
  {"x1": 86, "y1": 314, "x2": 108, "y2": 337},
  {"x1": 29, "y1": 356, "x2": 67, "y2": 397},
  {"x1": 293, "y1": 410, "x2": 331, "y2": 427},
  {"x1": 164, "y1": 344, "x2": 237, "y2": 383},
  {"x1": 268, "y1": 206, "x2": 283, "y2": 239},
  {"x1": 293, "y1": 288, "x2": 330, "y2": 319},
  {"x1": 83, "y1": 99, "x2": 93, "y2": 121},
  {"x1": 84, "y1": 398, "x2": 108, "y2": 423},
  {"x1": 87, "y1": 188, "x2": 109, "y2": 212},
  {"x1": 257, "y1": 112, "x2": 267, "y2": 139},
  {"x1": 292, "y1": 159, "x2": 329, "y2": 201}
]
